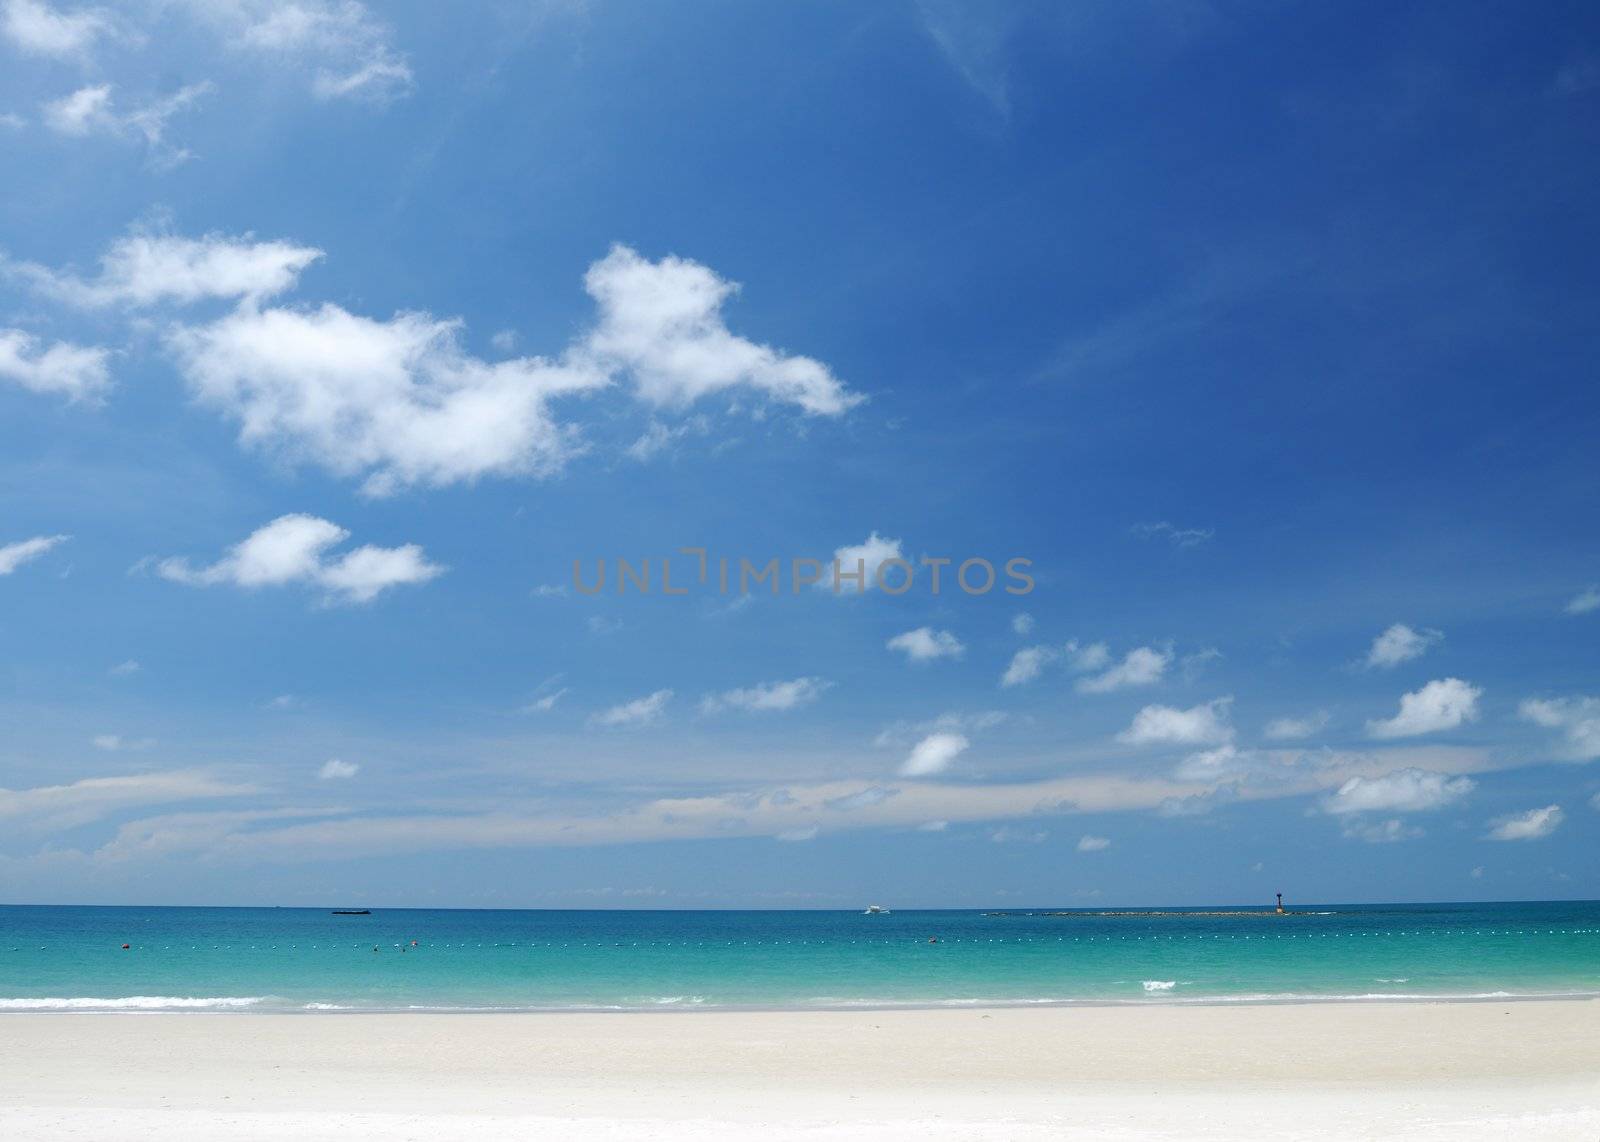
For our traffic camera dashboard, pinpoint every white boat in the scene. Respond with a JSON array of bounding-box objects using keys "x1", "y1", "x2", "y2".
[{"x1": 863, "y1": 904, "x2": 890, "y2": 915}]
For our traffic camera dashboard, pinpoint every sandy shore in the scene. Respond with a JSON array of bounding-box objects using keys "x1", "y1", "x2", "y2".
[{"x1": 3, "y1": 1001, "x2": 1598, "y2": 1139}]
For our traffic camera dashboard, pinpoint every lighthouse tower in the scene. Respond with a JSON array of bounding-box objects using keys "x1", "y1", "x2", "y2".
[{"x1": 1275, "y1": 892, "x2": 1285, "y2": 915}]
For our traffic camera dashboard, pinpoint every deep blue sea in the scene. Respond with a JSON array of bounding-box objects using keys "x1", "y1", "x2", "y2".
[{"x1": 2, "y1": 901, "x2": 1597, "y2": 1012}]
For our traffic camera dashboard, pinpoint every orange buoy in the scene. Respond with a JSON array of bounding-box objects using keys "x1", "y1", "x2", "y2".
[{"x1": 120, "y1": 943, "x2": 130, "y2": 950}]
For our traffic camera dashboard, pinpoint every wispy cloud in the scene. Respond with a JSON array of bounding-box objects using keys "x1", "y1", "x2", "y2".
[
  {"x1": 699, "y1": 677, "x2": 830, "y2": 715},
  {"x1": 1130, "y1": 520, "x2": 1214, "y2": 549},
  {"x1": 592, "y1": 689, "x2": 673, "y2": 729},
  {"x1": 0, "y1": 534, "x2": 70, "y2": 575},
  {"x1": 1485, "y1": 804, "x2": 1563, "y2": 842}
]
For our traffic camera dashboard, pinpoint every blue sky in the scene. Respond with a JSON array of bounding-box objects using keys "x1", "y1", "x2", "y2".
[{"x1": 1, "y1": 0, "x2": 1596, "y2": 908}]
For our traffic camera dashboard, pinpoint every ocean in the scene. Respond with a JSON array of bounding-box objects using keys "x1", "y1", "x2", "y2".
[{"x1": 2, "y1": 901, "x2": 1596, "y2": 1013}]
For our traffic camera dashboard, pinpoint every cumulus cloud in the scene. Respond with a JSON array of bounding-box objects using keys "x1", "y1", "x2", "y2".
[
  {"x1": 1366, "y1": 678, "x2": 1481, "y2": 739},
  {"x1": 1076, "y1": 834, "x2": 1110, "y2": 852},
  {"x1": 1263, "y1": 710, "x2": 1329, "y2": 740},
  {"x1": 1011, "y1": 613, "x2": 1034, "y2": 635},
  {"x1": 820, "y1": 532, "x2": 905, "y2": 594},
  {"x1": 155, "y1": 513, "x2": 443, "y2": 604},
  {"x1": 1485, "y1": 804, "x2": 1563, "y2": 842},
  {"x1": 583, "y1": 244, "x2": 861, "y2": 416},
  {"x1": 165, "y1": 242, "x2": 855, "y2": 496},
  {"x1": 169, "y1": 302, "x2": 606, "y2": 497},
  {"x1": 1000, "y1": 645, "x2": 1054, "y2": 687},
  {"x1": 592, "y1": 689, "x2": 672, "y2": 728},
  {"x1": 1076, "y1": 645, "x2": 1171, "y2": 694},
  {"x1": 316, "y1": 758, "x2": 358, "y2": 780},
  {"x1": 0, "y1": 534, "x2": 69, "y2": 575},
  {"x1": 1119, "y1": 697, "x2": 1234, "y2": 746},
  {"x1": 10, "y1": 230, "x2": 322, "y2": 308},
  {"x1": 1566, "y1": 586, "x2": 1600, "y2": 615},
  {"x1": 41, "y1": 82, "x2": 212, "y2": 164},
  {"x1": 2, "y1": 0, "x2": 119, "y2": 57},
  {"x1": 900, "y1": 731, "x2": 969, "y2": 777},
  {"x1": 1322, "y1": 768, "x2": 1475, "y2": 814},
  {"x1": 1519, "y1": 696, "x2": 1600, "y2": 761},
  {"x1": 699, "y1": 677, "x2": 830, "y2": 715},
  {"x1": 0, "y1": 329, "x2": 110, "y2": 401},
  {"x1": 1364, "y1": 623, "x2": 1443, "y2": 669},
  {"x1": 886, "y1": 626, "x2": 964, "y2": 663}
]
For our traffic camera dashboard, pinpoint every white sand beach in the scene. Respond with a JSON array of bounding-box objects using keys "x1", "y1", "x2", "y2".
[{"x1": 3, "y1": 1001, "x2": 1598, "y2": 1140}]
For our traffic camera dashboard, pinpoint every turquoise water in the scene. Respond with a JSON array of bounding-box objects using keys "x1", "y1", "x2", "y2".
[{"x1": 2, "y1": 902, "x2": 1597, "y2": 1012}]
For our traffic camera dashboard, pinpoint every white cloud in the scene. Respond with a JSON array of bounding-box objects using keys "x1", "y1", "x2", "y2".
[
  {"x1": 775, "y1": 826, "x2": 818, "y2": 842},
  {"x1": 91, "y1": 734, "x2": 153, "y2": 752},
  {"x1": 1566, "y1": 586, "x2": 1600, "y2": 615},
  {"x1": 185, "y1": 0, "x2": 412, "y2": 105},
  {"x1": 0, "y1": 534, "x2": 69, "y2": 575},
  {"x1": 1066, "y1": 639, "x2": 1110, "y2": 672},
  {"x1": 900, "y1": 731, "x2": 969, "y2": 777},
  {"x1": 1263, "y1": 710, "x2": 1329, "y2": 740},
  {"x1": 1119, "y1": 697, "x2": 1234, "y2": 746},
  {"x1": 108, "y1": 659, "x2": 140, "y2": 677},
  {"x1": 1131, "y1": 520, "x2": 1213, "y2": 548},
  {"x1": 11, "y1": 230, "x2": 322, "y2": 308},
  {"x1": 1322, "y1": 768, "x2": 1475, "y2": 815},
  {"x1": 1519, "y1": 696, "x2": 1600, "y2": 761},
  {"x1": 316, "y1": 758, "x2": 358, "y2": 780},
  {"x1": 624, "y1": 416, "x2": 709, "y2": 462},
  {"x1": 169, "y1": 301, "x2": 606, "y2": 497},
  {"x1": 1485, "y1": 804, "x2": 1563, "y2": 842},
  {"x1": 1366, "y1": 678, "x2": 1481, "y2": 739},
  {"x1": 41, "y1": 82, "x2": 212, "y2": 164},
  {"x1": 167, "y1": 243, "x2": 853, "y2": 496},
  {"x1": 592, "y1": 689, "x2": 672, "y2": 728},
  {"x1": 0, "y1": 329, "x2": 110, "y2": 401},
  {"x1": 1365, "y1": 623, "x2": 1443, "y2": 669},
  {"x1": 1011, "y1": 613, "x2": 1034, "y2": 635},
  {"x1": 917, "y1": 820, "x2": 948, "y2": 832},
  {"x1": 1170, "y1": 744, "x2": 1272, "y2": 783},
  {"x1": 886, "y1": 626, "x2": 964, "y2": 663},
  {"x1": 156, "y1": 513, "x2": 443, "y2": 604},
  {"x1": 1001, "y1": 638, "x2": 1110, "y2": 688},
  {"x1": 699, "y1": 677, "x2": 830, "y2": 715},
  {"x1": 1341, "y1": 818, "x2": 1423, "y2": 844},
  {"x1": 1, "y1": 0, "x2": 117, "y2": 58},
  {"x1": 0, "y1": 769, "x2": 255, "y2": 828},
  {"x1": 989, "y1": 825, "x2": 1047, "y2": 844},
  {"x1": 1076, "y1": 834, "x2": 1110, "y2": 852},
  {"x1": 1076, "y1": 645, "x2": 1171, "y2": 694},
  {"x1": 519, "y1": 688, "x2": 568, "y2": 714},
  {"x1": 1000, "y1": 645, "x2": 1054, "y2": 687},
  {"x1": 825, "y1": 786, "x2": 897, "y2": 812},
  {"x1": 820, "y1": 532, "x2": 905, "y2": 594},
  {"x1": 583, "y1": 244, "x2": 862, "y2": 417}
]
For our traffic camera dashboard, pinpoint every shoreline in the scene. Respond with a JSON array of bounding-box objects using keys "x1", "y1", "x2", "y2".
[
  {"x1": 5, "y1": 986, "x2": 1600, "y2": 1014},
  {"x1": 4, "y1": 1001, "x2": 1598, "y2": 1139}
]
